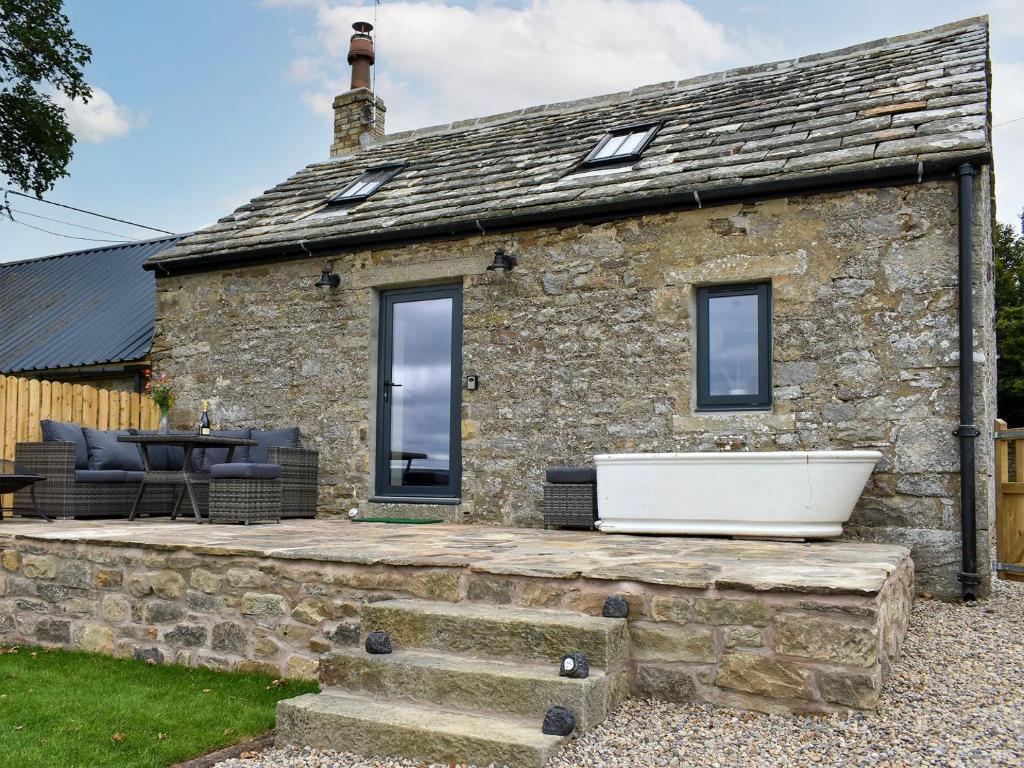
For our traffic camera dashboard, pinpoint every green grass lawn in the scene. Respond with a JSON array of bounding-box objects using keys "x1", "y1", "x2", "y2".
[{"x1": 0, "y1": 645, "x2": 318, "y2": 768}]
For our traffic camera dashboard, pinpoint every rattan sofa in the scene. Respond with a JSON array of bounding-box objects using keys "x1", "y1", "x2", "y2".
[
  {"x1": 13, "y1": 441, "x2": 174, "y2": 519},
  {"x1": 14, "y1": 425, "x2": 319, "y2": 520}
]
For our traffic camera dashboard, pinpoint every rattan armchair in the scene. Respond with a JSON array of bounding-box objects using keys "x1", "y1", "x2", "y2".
[{"x1": 267, "y1": 446, "x2": 319, "y2": 518}]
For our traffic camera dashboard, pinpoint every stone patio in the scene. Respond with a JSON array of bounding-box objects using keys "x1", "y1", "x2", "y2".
[{"x1": 0, "y1": 520, "x2": 913, "y2": 714}]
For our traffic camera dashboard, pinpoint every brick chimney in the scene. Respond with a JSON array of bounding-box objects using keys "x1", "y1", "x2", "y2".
[{"x1": 331, "y1": 21, "x2": 386, "y2": 157}]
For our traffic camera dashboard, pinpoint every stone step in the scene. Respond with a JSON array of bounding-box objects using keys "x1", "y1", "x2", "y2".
[
  {"x1": 276, "y1": 691, "x2": 565, "y2": 768},
  {"x1": 320, "y1": 645, "x2": 625, "y2": 730},
  {"x1": 361, "y1": 598, "x2": 628, "y2": 669}
]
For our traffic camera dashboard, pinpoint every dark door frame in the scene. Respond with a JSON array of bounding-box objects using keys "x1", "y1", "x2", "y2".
[{"x1": 373, "y1": 283, "x2": 463, "y2": 502}]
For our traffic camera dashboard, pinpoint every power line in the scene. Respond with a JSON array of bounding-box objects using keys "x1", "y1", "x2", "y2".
[
  {"x1": 7, "y1": 207, "x2": 133, "y2": 239},
  {"x1": 2, "y1": 211, "x2": 123, "y2": 243},
  {"x1": 995, "y1": 116, "x2": 1024, "y2": 127},
  {"x1": 2, "y1": 188, "x2": 175, "y2": 235}
]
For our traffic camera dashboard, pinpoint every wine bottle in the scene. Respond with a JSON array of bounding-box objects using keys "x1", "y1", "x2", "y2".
[{"x1": 199, "y1": 400, "x2": 211, "y2": 436}]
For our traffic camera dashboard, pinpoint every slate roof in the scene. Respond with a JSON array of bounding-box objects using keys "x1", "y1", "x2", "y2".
[
  {"x1": 150, "y1": 16, "x2": 991, "y2": 272},
  {"x1": 0, "y1": 236, "x2": 182, "y2": 374}
]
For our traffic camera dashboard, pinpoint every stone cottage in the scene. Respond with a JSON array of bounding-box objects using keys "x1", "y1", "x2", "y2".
[{"x1": 148, "y1": 17, "x2": 995, "y2": 600}]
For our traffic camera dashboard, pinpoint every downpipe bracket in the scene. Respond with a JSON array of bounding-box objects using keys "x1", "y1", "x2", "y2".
[
  {"x1": 957, "y1": 570, "x2": 981, "y2": 601},
  {"x1": 953, "y1": 425, "x2": 980, "y2": 438}
]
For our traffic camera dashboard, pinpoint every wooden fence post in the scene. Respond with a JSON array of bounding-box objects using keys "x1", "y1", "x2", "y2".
[{"x1": 995, "y1": 418, "x2": 1024, "y2": 582}]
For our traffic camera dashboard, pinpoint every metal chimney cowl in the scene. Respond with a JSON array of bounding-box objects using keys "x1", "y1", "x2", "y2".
[
  {"x1": 348, "y1": 21, "x2": 375, "y2": 91},
  {"x1": 330, "y1": 21, "x2": 386, "y2": 157}
]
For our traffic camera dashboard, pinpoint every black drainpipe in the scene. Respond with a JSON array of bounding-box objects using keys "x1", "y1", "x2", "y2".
[{"x1": 956, "y1": 162, "x2": 981, "y2": 601}]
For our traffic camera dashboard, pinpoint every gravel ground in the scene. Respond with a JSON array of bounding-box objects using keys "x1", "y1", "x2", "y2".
[{"x1": 217, "y1": 577, "x2": 1024, "y2": 768}]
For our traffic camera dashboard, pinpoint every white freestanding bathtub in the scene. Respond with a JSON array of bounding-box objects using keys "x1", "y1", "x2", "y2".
[{"x1": 594, "y1": 450, "x2": 882, "y2": 538}]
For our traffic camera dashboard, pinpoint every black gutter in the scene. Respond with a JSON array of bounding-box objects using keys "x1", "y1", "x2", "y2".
[
  {"x1": 955, "y1": 162, "x2": 981, "y2": 601},
  {"x1": 147, "y1": 152, "x2": 991, "y2": 275}
]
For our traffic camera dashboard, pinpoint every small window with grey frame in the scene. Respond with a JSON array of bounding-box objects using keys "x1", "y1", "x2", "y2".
[
  {"x1": 306, "y1": 162, "x2": 407, "y2": 220},
  {"x1": 696, "y1": 282, "x2": 772, "y2": 411},
  {"x1": 330, "y1": 162, "x2": 406, "y2": 204},
  {"x1": 580, "y1": 122, "x2": 662, "y2": 168}
]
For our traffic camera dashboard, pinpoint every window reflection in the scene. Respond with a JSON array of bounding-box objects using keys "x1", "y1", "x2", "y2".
[
  {"x1": 707, "y1": 293, "x2": 759, "y2": 396},
  {"x1": 389, "y1": 297, "x2": 453, "y2": 487}
]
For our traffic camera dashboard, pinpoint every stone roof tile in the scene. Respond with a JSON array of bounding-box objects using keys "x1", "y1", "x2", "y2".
[
  {"x1": 151, "y1": 16, "x2": 991, "y2": 269},
  {"x1": 872, "y1": 129, "x2": 987, "y2": 158}
]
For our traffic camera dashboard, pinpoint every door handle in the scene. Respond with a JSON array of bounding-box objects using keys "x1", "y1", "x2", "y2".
[{"x1": 383, "y1": 380, "x2": 402, "y2": 402}]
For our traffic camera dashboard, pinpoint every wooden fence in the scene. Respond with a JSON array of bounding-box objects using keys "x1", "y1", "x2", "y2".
[
  {"x1": 1, "y1": 375, "x2": 161, "y2": 515},
  {"x1": 994, "y1": 418, "x2": 1024, "y2": 582}
]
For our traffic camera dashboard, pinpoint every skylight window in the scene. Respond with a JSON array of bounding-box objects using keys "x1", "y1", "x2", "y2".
[
  {"x1": 329, "y1": 163, "x2": 406, "y2": 205},
  {"x1": 581, "y1": 123, "x2": 662, "y2": 167}
]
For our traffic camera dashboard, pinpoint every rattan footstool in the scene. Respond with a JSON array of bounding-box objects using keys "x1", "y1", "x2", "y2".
[
  {"x1": 543, "y1": 466, "x2": 597, "y2": 530},
  {"x1": 208, "y1": 463, "x2": 282, "y2": 525}
]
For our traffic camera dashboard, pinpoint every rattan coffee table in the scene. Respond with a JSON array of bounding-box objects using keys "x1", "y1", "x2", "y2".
[
  {"x1": 118, "y1": 434, "x2": 256, "y2": 523},
  {"x1": 0, "y1": 459, "x2": 51, "y2": 522}
]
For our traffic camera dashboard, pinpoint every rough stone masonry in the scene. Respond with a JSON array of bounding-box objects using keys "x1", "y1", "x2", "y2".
[
  {"x1": 152, "y1": 173, "x2": 995, "y2": 600},
  {"x1": 0, "y1": 523, "x2": 915, "y2": 713}
]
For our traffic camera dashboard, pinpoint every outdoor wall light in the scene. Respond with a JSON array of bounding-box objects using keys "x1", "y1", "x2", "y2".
[
  {"x1": 314, "y1": 264, "x2": 341, "y2": 289},
  {"x1": 486, "y1": 247, "x2": 518, "y2": 272}
]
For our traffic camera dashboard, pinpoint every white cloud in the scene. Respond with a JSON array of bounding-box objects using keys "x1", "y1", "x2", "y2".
[
  {"x1": 987, "y1": 0, "x2": 1024, "y2": 41},
  {"x1": 992, "y1": 62, "x2": 1024, "y2": 226},
  {"x1": 288, "y1": 56, "x2": 321, "y2": 82},
  {"x1": 52, "y1": 86, "x2": 148, "y2": 144},
  {"x1": 301, "y1": 87, "x2": 337, "y2": 118},
  {"x1": 986, "y1": 0, "x2": 1024, "y2": 228},
  {"x1": 284, "y1": 0, "x2": 778, "y2": 133}
]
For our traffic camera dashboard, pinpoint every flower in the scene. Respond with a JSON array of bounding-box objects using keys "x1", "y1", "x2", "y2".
[{"x1": 149, "y1": 372, "x2": 175, "y2": 411}]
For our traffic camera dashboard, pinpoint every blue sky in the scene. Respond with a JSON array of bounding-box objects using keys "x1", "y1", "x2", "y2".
[{"x1": 2, "y1": 0, "x2": 1022, "y2": 261}]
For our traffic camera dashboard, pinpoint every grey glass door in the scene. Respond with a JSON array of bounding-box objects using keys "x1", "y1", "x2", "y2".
[{"x1": 375, "y1": 284, "x2": 462, "y2": 499}]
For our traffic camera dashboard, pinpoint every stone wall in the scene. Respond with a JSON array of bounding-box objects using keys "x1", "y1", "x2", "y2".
[
  {"x1": 0, "y1": 536, "x2": 913, "y2": 713},
  {"x1": 152, "y1": 176, "x2": 995, "y2": 599}
]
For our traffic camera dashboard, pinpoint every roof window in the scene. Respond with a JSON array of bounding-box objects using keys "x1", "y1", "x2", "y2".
[
  {"x1": 581, "y1": 123, "x2": 662, "y2": 167},
  {"x1": 329, "y1": 163, "x2": 406, "y2": 205}
]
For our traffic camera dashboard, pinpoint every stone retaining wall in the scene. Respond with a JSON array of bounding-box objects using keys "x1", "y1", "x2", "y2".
[{"x1": 0, "y1": 537, "x2": 913, "y2": 713}]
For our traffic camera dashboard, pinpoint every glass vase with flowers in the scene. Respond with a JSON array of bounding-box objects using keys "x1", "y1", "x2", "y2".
[{"x1": 145, "y1": 370, "x2": 175, "y2": 434}]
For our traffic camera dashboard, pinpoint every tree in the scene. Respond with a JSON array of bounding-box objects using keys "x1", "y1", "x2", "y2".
[
  {"x1": 995, "y1": 216, "x2": 1024, "y2": 425},
  {"x1": 0, "y1": 0, "x2": 91, "y2": 197}
]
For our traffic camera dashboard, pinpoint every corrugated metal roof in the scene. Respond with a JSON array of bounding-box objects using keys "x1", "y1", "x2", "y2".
[{"x1": 0, "y1": 236, "x2": 182, "y2": 374}]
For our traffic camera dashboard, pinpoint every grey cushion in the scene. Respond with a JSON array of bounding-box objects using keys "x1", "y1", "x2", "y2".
[
  {"x1": 166, "y1": 444, "x2": 187, "y2": 471},
  {"x1": 124, "y1": 471, "x2": 146, "y2": 483},
  {"x1": 41, "y1": 419, "x2": 89, "y2": 470},
  {"x1": 197, "y1": 429, "x2": 251, "y2": 470},
  {"x1": 130, "y1": 430, "x2": 188, "y2": 471},
  {"x1": 128, "y1": 431, "x2": 167, "y2": 471},
  {"x1": 248, "y1": 427, "x2": 300, "y2": 464},
  {"x1": 83, "y1": 428, "x2": 145, "y2": 471},
  {"x1": 75, "y1": 469, "x2": 127, "y2": 483},
  {"x1": 209, "y1": 462, "x2": 282, "y2": 480},
  {"x1": 145, "y1": 445, "x2": 172, "y2": 471},
  {"x1": 545, "y1": 466, "x2": 597, "y2": 484}
]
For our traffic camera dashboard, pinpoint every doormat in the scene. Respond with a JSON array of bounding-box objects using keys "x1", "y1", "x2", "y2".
[{"x1": 352, "y1": 517, "x2": 444, "y2": 524}]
